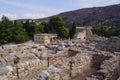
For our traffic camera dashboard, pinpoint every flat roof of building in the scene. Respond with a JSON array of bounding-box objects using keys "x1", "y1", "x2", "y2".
[
  {"x1": 76, "y1": 26, "x2": 92, "y2": 29},
  {"x1": 35, "y1": 34, "x2": 57, "y2": 36}
]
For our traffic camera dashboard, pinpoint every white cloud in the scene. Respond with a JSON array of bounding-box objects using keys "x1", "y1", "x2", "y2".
[
  {"x1": 0, "y1": 0, "x2": 44, "y2": 11},
  {"x1": 22, "y1": 13, "x2": 46, "y2": 19},
  {"x1": 0, "y1": 0, "x2": 63, "y2": 13},
  {"x1": 0, "y1": 12, "x2": 17, "y2": 20},
  {"x1": 0, "y1": 0, "x2": 64, "y2": 19},
  {"x1": 0, "y1": 9, "x2": 57, "y2": 20},
  {"x1": 0, "y1": 12, "x2": 47, "y2": 20}
]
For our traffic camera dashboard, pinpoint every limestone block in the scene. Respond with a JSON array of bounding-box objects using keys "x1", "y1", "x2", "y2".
[
  {"x1": 50, "y1": 73, "x2": 60, "y2": 80},
  {"x1": 19, "y1": 72, "x2": 27, "y2": 78},
  {"x1": 86, "y1": 77, "x2": 99, "y2": 80},
  {"x1": 62, "y1": 75, "x2": 70, "y2": 80},
  {"x1": 39, "y1": 70, "x2": 50, "y2": 80},
  {"x1": 118, "y1": 77, "x2": 120, "y2": 80},
  {"x1": 0, "y1": 66, "x2": 13, "y2": 75},
  {"x1": 41, "y1": 60, "x2": 48, "y2": 68},
  {"x1": 0, "y1": 58, "x2": 6, "y2": 67},
  {"x1": 17, "y1": 62, "x2": 27, "y2": 69},
  {"x1": 0, "y1": 75, "x2": 9, "y2": 80},
  {"x1": 4, "y1": 56, "x2": 14, "y2": 65},
  {"x1": 18, "y1": 68, "x2": 25, "y2": 73}
]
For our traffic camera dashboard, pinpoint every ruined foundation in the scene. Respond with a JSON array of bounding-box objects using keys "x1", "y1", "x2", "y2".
[{"x1": 0, "y1": 38, "x2": 120, "y2": 80}]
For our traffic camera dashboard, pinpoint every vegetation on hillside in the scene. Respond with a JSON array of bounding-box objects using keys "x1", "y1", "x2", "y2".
[
  {"x1": 76, "y1": 18, "x2": 120, "y2": 37},
  {"x1": 1, "y1": 15, "x2": 119, "y2": 44},
  {"x1": 92, "y1": 26, "x2": 120, "y2": 37}
]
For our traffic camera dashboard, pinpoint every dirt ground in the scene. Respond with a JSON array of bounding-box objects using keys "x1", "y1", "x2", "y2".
[{"x1": 71, "y1": 68, "x2": 97, "y2": 80}]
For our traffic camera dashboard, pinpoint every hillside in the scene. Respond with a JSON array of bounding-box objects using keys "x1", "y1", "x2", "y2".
[
  {"x1": 59, "y1": 4, "x2": 120, "y2": 23},
  {"x1": 35, "y1": 4, "x2": 120, "y2": 27}
]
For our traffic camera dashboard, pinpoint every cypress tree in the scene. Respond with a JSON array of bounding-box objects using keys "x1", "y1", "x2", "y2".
[{"x1": 69, "y1": 22, "x2": 76, "y2": 39}]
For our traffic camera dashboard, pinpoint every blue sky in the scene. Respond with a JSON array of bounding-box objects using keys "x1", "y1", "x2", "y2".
[{"x1": 0, "y1": 0, "x2": 120, "y2": 20}]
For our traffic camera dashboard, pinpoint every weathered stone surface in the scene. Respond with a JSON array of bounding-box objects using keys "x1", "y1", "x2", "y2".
[
  {"x1": 96, "y1": 37, "x2": 120, "y2": 52},
  {"x1": 118, "y1": 77, "x2": 120, "y2": 80},
  {"x1": 0, "y1": 37, "x2": 119, "y2": 80},
  {"x1": 0, "y1": 66, "x2": 13, "y2": 75}
]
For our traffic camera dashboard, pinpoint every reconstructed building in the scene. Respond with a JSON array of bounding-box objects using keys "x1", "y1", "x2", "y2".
[
  {"x1": 74, "y1": 26, "x2": 93, "y2": 39},
  {"x1": 34, "y1": 34, "x2": 57, "y2": 45}
]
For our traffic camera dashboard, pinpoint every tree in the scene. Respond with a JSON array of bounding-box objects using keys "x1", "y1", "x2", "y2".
[
  {"x1": 23, "y1": 21, "x2": 38, "y2": 40},
  {"x1": 0, "y1": 16, "x2": 14, "y2": 43},
  {"x1": 0, "y1": 16, "x2": 29, "y2": 44},
  {"x1": 57, "y1": 27, "x2": 69, "y2": 38},
  {"x1": 48, "y1": 16, "x2": 69, "y2": 38},
  {"x1": 23, "y1": 20, "x2": 30, "y2": 36},
  {"x1": 49, "y1": 16, "x2": 65, "y2": 33},
  {"x1": 69, "y1": 22, "x2": 76, "y2": 39},
  {"x1": 36, "y1": 24, "x2": 44, "y2": 34},
  {"x1": 12, "y1": 21, "x2": 29, "y2": 43},
  {"x1": 29, "y1": 22, "x2": 38, "y2": 39},
  {"x1": 40, "y1": 22, "x2": 49, "y2": 33}
]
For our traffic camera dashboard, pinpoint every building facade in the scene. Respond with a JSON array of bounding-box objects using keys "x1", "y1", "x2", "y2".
[
  {"x1": 34, "y1": 34, "x2": 57, "y2": 45},
  {"x1": 74, "y1": 26, "x2": 93, "y2": 39}
]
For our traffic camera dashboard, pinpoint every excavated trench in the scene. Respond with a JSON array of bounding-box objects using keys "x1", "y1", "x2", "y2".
[
  {"x1": 71, "y1": 54, "x2": 111, "y2": 80},
  {"x1": 18, "y1": 49, "x2": 119, "y2": 80}
]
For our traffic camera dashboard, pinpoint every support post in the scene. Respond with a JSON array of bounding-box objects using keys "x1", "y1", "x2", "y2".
[
  {"x1": 47, "y1": 56, "x2": 49, "y2": 67},
  {"x1": 69, "y1": 61, "x2": 73, "y2": 77},
  {"x1": 14, "y1": 56, "x2": 20, "y2": 79}
]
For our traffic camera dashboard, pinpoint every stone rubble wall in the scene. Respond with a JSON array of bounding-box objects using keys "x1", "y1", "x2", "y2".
[
  {"x1": 60, "y1": 53, "x2": 92, "y2": 80},
  {"x1": 0, "y1": 48, "x2": 70, "y2": 80},
  {"x1": 86, "y1": 53, "x2": 120, "y2": 80},
  {"x1": 99, "y1": 55, "x2": 120, "y2": 80},
  {"x1": 48, "y1": 49, "x2": 69, "y2": 65},
  {"x1": 40, "y1": 53, "x2": 92, "y2": 80}
]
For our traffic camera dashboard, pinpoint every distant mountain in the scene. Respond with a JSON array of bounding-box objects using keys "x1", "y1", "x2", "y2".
[
  {"x1": 19, "y1": 4, "x2": 120, "y2": 27},
  {"x1": 59, "y1": 4, "x2": 120, "y2": 23}
]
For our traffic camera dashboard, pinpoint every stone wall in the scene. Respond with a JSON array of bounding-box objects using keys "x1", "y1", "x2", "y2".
[
  {"x1": 86, "y1": 53, "x2": 120, "y2": 80},
  {"x1": 99, "y1": 55, "x2": 120, "y2": 80},
  {"x1": 40, "y1": 52, "x2": 93, "y2": 80},
  {"x1": 0, "y1": 49, "x2": 70, "y2": 80}
]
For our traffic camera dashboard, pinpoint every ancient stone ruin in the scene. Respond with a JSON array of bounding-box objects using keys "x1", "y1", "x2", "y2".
[{"x1": 0, "y1": 37, "x2": 120, "y2": 80}]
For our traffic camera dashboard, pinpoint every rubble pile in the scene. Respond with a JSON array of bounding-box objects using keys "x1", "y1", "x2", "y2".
[
  {"x1": 0, "y1": 37, "x2": 119, "y2": 80},
  {"x1": 99, "y1": 54, "x2": 120, "y2": 80},
  {"x1": 86, "y1": 54, "x2": 120, "y2": 80},
  {"x1": 96, "y1": 37, "x2": 120, "y2": 52}
]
